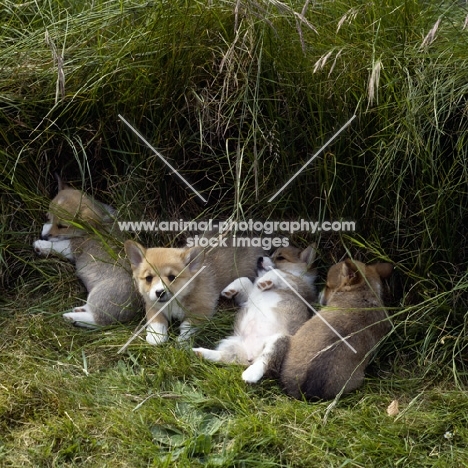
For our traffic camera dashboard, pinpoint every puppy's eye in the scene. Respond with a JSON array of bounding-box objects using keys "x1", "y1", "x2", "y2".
[
  {"x1": 167, "y1": 274, "x2": 176, "y2": 283},
  {"x1": 145, "y1": 275, "x2": 153, "y2": 283},
  {"x1": 57, "y1": 224, "x2": 68, "y2": 229},
  {"x1": 275, "y1": 255, "x2": 285, "y2": 261}
]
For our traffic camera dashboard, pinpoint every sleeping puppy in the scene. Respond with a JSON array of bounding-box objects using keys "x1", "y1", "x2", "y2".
[
  {"x1": 34, "y1": 178, "x2": 140, "y2": 327},
  {"x1": 260, "y1": 258, "x2": 393, "y2": 400}
]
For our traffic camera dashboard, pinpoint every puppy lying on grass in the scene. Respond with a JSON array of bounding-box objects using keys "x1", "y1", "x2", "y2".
[
  {"x1": 193, "y1": 245, "x2": 318, "y2": 383},
  {"x1": 34, "y1": 179, "x2": 140, "y2": 327},
  {"x1": 251, "y1": 258, "x2": 393, "y2": 400},
  {"x1": 124, "y1": 240, "x2": 264, "y2": 345}
]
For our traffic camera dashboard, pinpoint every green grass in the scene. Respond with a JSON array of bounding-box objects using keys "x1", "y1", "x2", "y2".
[
  {"x1": 1, "y1": 0, "x2": 468, "y2": 465},
  {"x1": 2, "y1": 310, "x2": 468, "y2": 466}
]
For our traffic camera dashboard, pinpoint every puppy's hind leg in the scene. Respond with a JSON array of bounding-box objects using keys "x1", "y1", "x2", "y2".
[
  {"x1": 63, "y1": 281, "x2": 122, "y2": 328},
  {"x1": 192, "y1": 347, "x2": 224, "y2": 362},
  {"x1": 193, "y1": 336, "x2": 247, "y2": 364},
  {"x1": 242, "y1": 333, "x2": 287, "y2": 383},
  {"x1": 63, "y1": 303, "x2": 98, "y2": 328}
]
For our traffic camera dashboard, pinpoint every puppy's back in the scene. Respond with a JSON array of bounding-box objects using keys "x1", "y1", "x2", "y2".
[
  {"x1": 281, "y1": 308, "x2": 391, "y2": 400},
  {"x1": 279, "y1": 260, "x2": 392, "y2": 400}
]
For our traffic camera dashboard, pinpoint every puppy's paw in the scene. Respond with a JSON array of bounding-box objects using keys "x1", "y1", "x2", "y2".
[
  {"x1": 146, "y1": 323, "x2": 168, "y2": 346},
  {"x1": 177, "y1": 321, "x2": 196, "y2": 345},
  {"x1": 33, "y1": 239, "x2": 53, "y2": 257},
  {"x1": 63, "y1": 309, "x2": 98, "y2": 329},
  {"x1": 257, "y1": 279, "x2": 274, "y2": 291},
  {"x1": 146, "y1": 323, "x2": 168, "y2": 345},
  {"x1": 257, "y1": 269, "x2": 283, "y2": 291},
  {"x1": 146, "y1": 333, "x2": 168, "y2": 346},
  {"x1": 192, "y1": 347, "x2": 221, "y2": 362},
  {"x1": 242, "y1": 361, "x2": 265, "y2": 383},
  {"x1": 192, "y1": 347, "x2": 204, "y2": 357},
  {"x1": 33, "y1": 238, "x2": 74, "y2": 260},
  {"x1": 221, "y1": 288, "x2": 238, "y2": 299},
  {"x1": 222, "y1": 278, "x2": 253, "y2": 304}
]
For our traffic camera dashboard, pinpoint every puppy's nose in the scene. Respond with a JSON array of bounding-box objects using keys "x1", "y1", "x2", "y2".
[
  {"x1": 257, "y1": 257, "x2": 264, "y2": 269},
  {"x1": 155, "y1": 289, "x2": 166, "y2": 300},
  {"x1": 40, "y1": 234, "x2": 49, "y2": 241}
]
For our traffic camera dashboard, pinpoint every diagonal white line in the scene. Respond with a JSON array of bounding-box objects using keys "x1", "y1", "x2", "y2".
[
  {"x1": 268, "y1": 114, "x2": 356, "y2": 202},
  {"x1": 118, "y1": 114, "x2": 208, "y2": 204},
  {"x1": 117, "y1": 266, "x2": 207, "y2": 354},
  {"x1": 267, "y1": 268, "x2": 357, "y2": 353}
]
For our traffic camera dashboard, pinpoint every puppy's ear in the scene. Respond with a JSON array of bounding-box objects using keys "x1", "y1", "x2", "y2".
[
  {"x1": 124, "y1": 240, "x2": 146, "y2": 269},
  {"x1": 182, "y1": 246, "x2": 205, "y2": 273},
  {"x1": 373, "y1": 262, "x2": 393, "y2": 279},
  {"x1": 299, "y1": 244, "x2": 317, "y2": 266},
  {"x1": 54, "y1": 173, "x2": 71, "y2": 192},
  {"x1": 342, "y1": 258, "x2": 363, "y2": 285}
]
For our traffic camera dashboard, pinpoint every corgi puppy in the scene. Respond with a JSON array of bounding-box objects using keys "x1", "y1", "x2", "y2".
[
  {"x1": 192, "y1": 245, "x2": 318, "y2": 383},
  {"x1": 263, "y1": 259, "x2": 393, "y2": 400},
  {"x1": 33, "y1": 180, "x2": 141, "y2": 327},
  {"x1": 124, "y1": 240, "x2": 264, "y2": 345}
]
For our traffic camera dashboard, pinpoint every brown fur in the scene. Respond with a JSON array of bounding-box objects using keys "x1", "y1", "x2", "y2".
[
  {"x1": 271, "y1": 244, "x2": 317, "y2": 271},
  {"x1": 269, "y1": 259, "x2": 393, "y2": 400},
  {"x1": 46, "y1": 188, "x2": 114, "y2": 238}
]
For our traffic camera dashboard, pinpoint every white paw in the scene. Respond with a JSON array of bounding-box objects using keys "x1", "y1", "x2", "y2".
[
  {"x1": 222, "y1": 278, "x2": 253, "y2": 304},
  {"x1": 257, "y1": 270, "x2": 283, "y2": 291},
  {"x1": 177, "y1": 321, "x2": 196, "y2": 343},
  {"x1": 221, "y1": 288, "x2": 237, "y2": 299},
  {"x1": 63, "y1": 308, "x2": 98, "y2": 329},
  {"x1": 33, "y1": 238, "x2": 74, "y2": 260},
  {"x1": 33, "y1": 239, "x2": 53, "y2": 256},
  {"x1": 192, "y1": 347, "x2": 221, "y2": 362},
  {"x1": 146, "y1": 323, "x2": 168, "y2": 345},
  {"x1": 257, "y1": 278, "x2": 274, "y2": 291},
  {"x1": 242, "y1": 361, "x2": 265, "y2": 383},
  {"x1": 222, "y1": 278, "x2": 245, "y2": 298}
]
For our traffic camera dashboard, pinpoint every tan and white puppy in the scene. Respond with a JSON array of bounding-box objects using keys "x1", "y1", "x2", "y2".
[
  {"x1": 263, "y1": 259, "x2": 393, "y2": 400},
  {"x1": 33, "y1": 180, "x2": 140, "y2": 326},
  {"x1": 192, "y1": 245, "x2": 318, "y2": 383},
  {"x1": 124, "y1": 240, "x2": 264, "y2": 345}
]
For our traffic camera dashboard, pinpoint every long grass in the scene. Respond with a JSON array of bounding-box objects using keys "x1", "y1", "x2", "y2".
[{"x1": 1, "y1": 0, "x2": 468, "y2": 465}]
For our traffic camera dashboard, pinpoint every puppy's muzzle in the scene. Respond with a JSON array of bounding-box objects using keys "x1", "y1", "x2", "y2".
[{"x1": 154, "y1": 289, "x2": 169, "y2": 302}]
